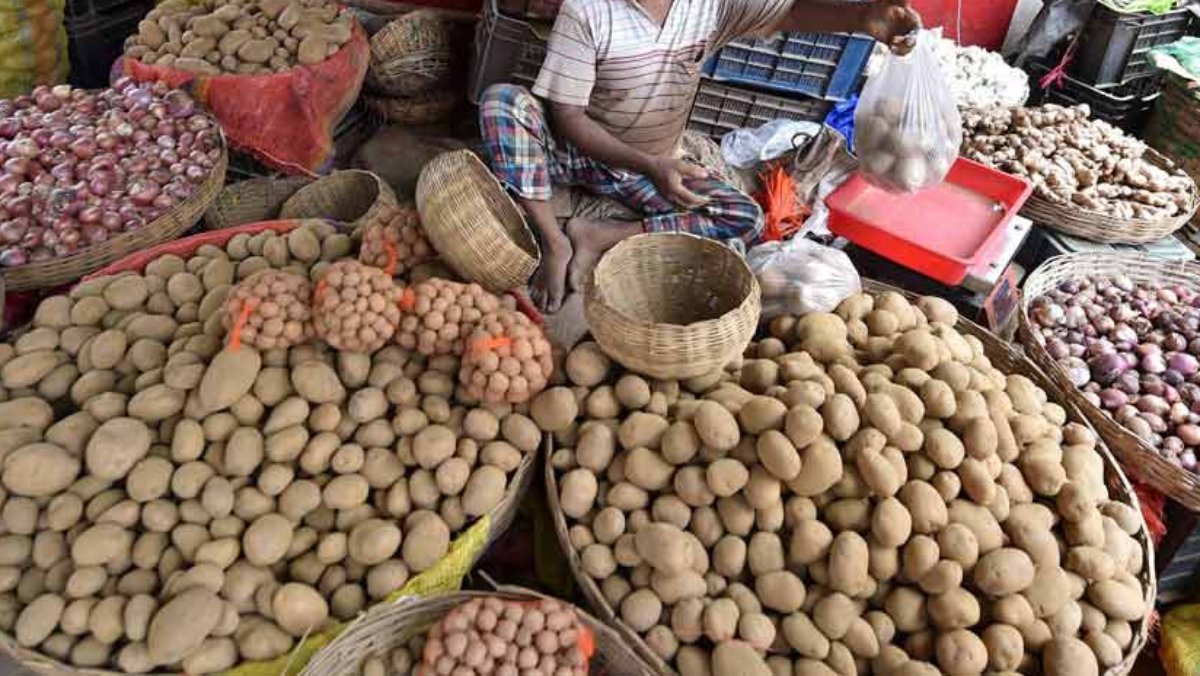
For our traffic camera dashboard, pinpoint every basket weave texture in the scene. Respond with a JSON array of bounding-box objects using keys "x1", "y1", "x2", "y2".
[
  {"x1": 2, "y1": 141, "x2": 228, "y2": 291},
  {"x1": 368, "y1": 9, "x2": 456, "y2": 96},
  {"x1": 365, "y1": 91, "x2": 459, "y2": 125},
  {"x1": 203, "y1": 175, "x2": 314, "y2": 231},
  {"x1": 279, "y1": 170, "x2": 397, "y2": 233},
  {"x1": 415, "y1": 150, "x2": 539, "y2": 293},
  {"x1": 584, "y1": 232, "x2": 760, "y2": 380},
  {"x1": 1020, "y1": 147, "x2": 1198, "y2": 244},
  {"x1": 1020, "y1": 252, "x2": 1200, "y2": 510},
  {"x1": 551, "y1": 279, "x2": 1156, "y2": 676},
  {"x1": 1147, "y1": 73, "x2": 1200, "y2": 234},
  {"x1": 299, "y1": 588, "x2": 654, "y2": 676}
]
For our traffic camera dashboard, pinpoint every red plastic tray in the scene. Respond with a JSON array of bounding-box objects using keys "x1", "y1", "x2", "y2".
[{"x1": 826, "y1": 157, "x2": 1033, "y2": 286}]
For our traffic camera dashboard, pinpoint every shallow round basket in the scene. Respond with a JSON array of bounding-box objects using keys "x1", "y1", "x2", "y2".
[
  {"x1": 365, "y1": 90, "x2": 459, "y2": 125},
  {"x1": 584, "y1": 232, "x2": 760, "y2": 380},
  {"x1": 279, "y1": 169, "x2": 397, "y2": 232},
  {"x1": 203, "y1": 175, "x2": 314, "y2": 230},
  {"x1": 415, "y1": 149, "x2": 539, "y2": 293},
  {"x1": 1020, "y1": 252, "x2": 1200, "y2": 510},
  {"x1": 1020, "y1": 147, "x2": 1198, "y2": 244},
  {"x1": 299, "y1": 588, "x2": 654, "y2": 676},
  {"x1": 550, "y1": 280, "x2": 1156, "y2": 676},
  {"x1": 1, "y1": 139, "x2": 228, "y2": 292},
  {"x1": 367, "y1": 9, "x2": 455, "y2": 96}
]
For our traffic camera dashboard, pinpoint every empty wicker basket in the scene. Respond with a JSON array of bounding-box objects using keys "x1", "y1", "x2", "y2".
[
  {"x1": 584, "y1": 232, "x2": 760, "y2": 379},
  {"x1": 279, "y1": 170, "x2": 397, "y2": 232},
  {"x1": 415, "y1": 150, "x2": 539, "y2": 293},
  {"x1": 203, "y1": 175, "x2": 313, "y2": 230},
  {"x1": 368, "y1": 9, "x2": 456, "y2": 97}
]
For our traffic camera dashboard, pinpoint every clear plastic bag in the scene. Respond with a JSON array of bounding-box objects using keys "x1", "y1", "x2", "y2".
[
  {"x1": 748, "y1": 238, "x2": 861, "y2": 318},
  {"x1": 854, "y1": 30, "x2": 962, "y2": 192}
]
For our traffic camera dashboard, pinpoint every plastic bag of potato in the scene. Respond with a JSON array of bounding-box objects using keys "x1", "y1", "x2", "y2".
[{"x1": 854, "y1": 30, "x2": 961, "y2": 193}]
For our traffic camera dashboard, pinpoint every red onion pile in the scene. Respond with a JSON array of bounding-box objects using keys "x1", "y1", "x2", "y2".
[
  {"x1": 0, "y1": 78, "x2": 221, "y2": 268},
  {"x1": 1031, "y1": 275, "x2": 1200, "y2": 472}
]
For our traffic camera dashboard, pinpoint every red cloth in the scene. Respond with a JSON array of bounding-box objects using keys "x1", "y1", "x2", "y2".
[{"x1": 119, "y1": 23, "x2": 369, "y2": 175}]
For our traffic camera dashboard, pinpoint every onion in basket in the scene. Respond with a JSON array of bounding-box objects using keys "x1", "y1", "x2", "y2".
[{"x1": 0, "y1": 79, "x2": 220, "y2": 268}]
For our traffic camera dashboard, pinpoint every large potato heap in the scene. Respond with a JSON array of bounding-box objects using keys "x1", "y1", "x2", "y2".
[
  {"x1": 221, "y1": 270, "x2": 314, "y2": 350},
  {"x1": 396, "y1": 279, "x2": 503, "y2": 357},
  {"x1": 961, "y1": 104, "x2": 1193, "y2": 220},
  {"x1": 547, "y1": 292, "x2": 1149, "y2": 676},
  {"x1": 125, "y1": 0, "x2": 355, "y2": 75},
  {"x1": 0, "y1": 223, "x2": 538, "y2": 673},
  {"x1": 359, "y1": 203, "x2": 435, "y2": 278},
  {"x1": 312, "y1": 260, "x2": 404, "y2": 353}
]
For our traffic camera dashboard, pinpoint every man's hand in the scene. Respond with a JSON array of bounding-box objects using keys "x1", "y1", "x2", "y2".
[
  {"x1": 862, "y1": 0, "x2": 921, "y2": 53},
  {"x1": 647, "y1": 158, "x2": 710, "y2": 208}
]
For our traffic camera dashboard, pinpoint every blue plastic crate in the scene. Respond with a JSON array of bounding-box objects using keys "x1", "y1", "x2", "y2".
[{"x1": 703, "y1": 31, "x2": 874, "y2": 101}]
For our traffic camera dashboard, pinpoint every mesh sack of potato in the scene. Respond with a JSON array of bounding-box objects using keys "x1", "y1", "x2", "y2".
[
  {"x1": 358, "y1": 202, "x2": 434, "y2": 276},
  {"x1": 416, "y1": 596, "x2": 592, "y2": 675},
  {"x1": 395, "y1": 278, "x2": 502, "y2": 357},
  {"x1": 221, "y1": 270, "x2": 315, "y2": 350},
  {"x1": 542, "y1": 292, "x2": 1152, "y2": 676},
  {"x1": 312, "y1": 260, "x2": 403, "y2": 353},
  {"x1": 459, "y1": 309, "x2": 553, "y2": 405}
]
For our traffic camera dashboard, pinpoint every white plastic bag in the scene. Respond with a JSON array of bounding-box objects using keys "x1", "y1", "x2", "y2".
[
  {"x1": 748, "y1": 238, "x2": 861, "y2": 318},
  {"x1": 720, "y1": 120, "x2": 821, "y2": 169},
  {"x1": 854, "y1": 30, "x2": 962, "y2": 192}
]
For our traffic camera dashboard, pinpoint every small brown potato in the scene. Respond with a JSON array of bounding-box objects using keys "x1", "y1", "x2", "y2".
[
  {"x1": 272, "y1": 583, "x2": 329, "y2": 637},
  {"x1": 1043, "y1": 636, "x2": 1099, "y2": 676},
  {"x1": 738, "y1": 396, "x2": 787, "y2": 434},
  {"x1": 530, "y1": 387, "x2": 578, "y2": 432},
  {"x1": 620, "y1": 589, "x2": 662, "y2": 633},
  {"x1": 694, "y1": 401, "x2": 740, "y2": 452},
  {"x1": 822, "y1": 393, "x2": 860, "y2": 442},
  {"x1": 712, "y1": 639, "x2": 771, "y2": 676},
  {"x1": 884, "y1": 586, "x2": 928, "y2": 633},
  {"x1": 1086, "y1": 579, "x2": 1146, "y2": 621},
  {"x1": 402, "y1": 516, "x2": 450, "y2": 573},
  {"x1": 782, "y1": 612, "x2": 830, "y2": 659},
  {"x1": 706, "y1": 459, "x2": 749, "y2": 497},
  {"x1": 935, "y1": 628, "x2": 987, "y2": 675},
  {"x1": 558, "y1": 469, "x2": 598, "y2": 519},
  {"x1": 871, "y1": 496, "x2": 912, "y2": 548},
  {"x1": 755, "y1": 570, "x2": 805, "y2": 613},
  {"x1": 928, "y1": 587, "x2": 980, "y2": 630},
  {"x1": 635, "y1": 523, "x2": 691, "y2": 574},
  {"x1": 974, "y1": 548, "x2": 1035, "y2": 597},
  {"x1": 703, "y1": 597, "x2": 739, "y2": 642},
  {"x1": 756, "y1": 430, "x2": 800, "y2": 481}
]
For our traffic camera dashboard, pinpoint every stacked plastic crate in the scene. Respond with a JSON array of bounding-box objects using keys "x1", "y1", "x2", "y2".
[
  {"x1": 1027, "y1": 3, "x2": 1195, "y2": 133},
  {"x1": 65, "y1": 0, "x2": 153, "y2": 88}
]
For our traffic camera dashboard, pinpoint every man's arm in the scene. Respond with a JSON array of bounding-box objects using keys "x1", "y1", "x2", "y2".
[
  {"x1": 550, "y1": 102, "x2": 710, "y2": 207},
  {"x1": 774, "y1": 0, "x2": 920, "y2": 51}
]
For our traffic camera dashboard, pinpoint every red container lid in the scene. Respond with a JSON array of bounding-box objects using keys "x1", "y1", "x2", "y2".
[{"x1": 826, "y1": 157, "x2": 1033, "y2": 286}]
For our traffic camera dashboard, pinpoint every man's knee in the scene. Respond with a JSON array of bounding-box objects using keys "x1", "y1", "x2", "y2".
[
  {"x1": 710, "y1": 187, "x2": 765, "y2": 239},
  {"x1": 480, "y1": 83, "x2": 539, "y2": 117}
]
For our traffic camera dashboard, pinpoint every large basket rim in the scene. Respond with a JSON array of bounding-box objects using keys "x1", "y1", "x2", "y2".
[
  {"x1": 1019, "y1": 251, "x2": 1200, "y2": 510},
  {"x1": 0, "y1": 132, "x2": 228, "y2": 291}
]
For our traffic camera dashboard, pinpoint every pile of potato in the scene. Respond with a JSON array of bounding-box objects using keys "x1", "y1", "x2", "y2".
[
  {"x1": 125, "y1": 0, "x2": 355, "y2": 75},
  {"x1": 459, "y1": 310, "x2": 554, "y2": 406},
  {"x1": 396, "y1": 279, "x2": 503, "y2": 358},
  {"x1": 0, "y1": 223, "x2": 539, "y2": 673},
  {"x1": 359, "y1": 203, "x2": 435, "y2": 278},
  {"x1": 221, "y1": 270, "x2": 314, "y2": 350},
  {"x1": 546, "y1": 292, "x2": 1149, "y2": 676},
  {"x1": 961, "y1": 104, "x2": 1194, "y2": 219}
]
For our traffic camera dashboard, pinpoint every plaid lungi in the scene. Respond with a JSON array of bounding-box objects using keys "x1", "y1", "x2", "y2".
[{"x1": 479, "y1": 84, "x2": 763, "y2": 244}]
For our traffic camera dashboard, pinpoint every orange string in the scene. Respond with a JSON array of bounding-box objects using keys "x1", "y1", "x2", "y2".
[
  {"x1": 314, "y1": 278, "x2": 329, "y2": 301},
  {"x1": 754, "y1": 165, "x2": 811, "y2": 242},
  {"x1": 399, "y1": 287, "x2": 416, "y2": 311},
  {"x1": 382, "y1": 239, "x2": 399, "y2": 276},
  {"x1": 578, "y1": 625, "x2": 595, "y2": 662},
  {"x1": 470, "y1": 335, "x2": 512, "y2": 355},
  {"x1": 228, "y1": 298, "x2": 259, "y2": 351}
]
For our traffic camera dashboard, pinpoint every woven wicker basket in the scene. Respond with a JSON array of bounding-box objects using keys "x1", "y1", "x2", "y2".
[
  {"x1": 584, "y1": 232, "x2": 760, "y2": 380},
  {"x1": 368, "y1": 9, "x2": 456, "y2": 97},
  {"x1": 1020, "y1": 252, "x2": 1200, "y2": 510},
  {"x1": 415, "y1": 150, "x2": 539, "y2": 293},
  {"x1": 1148, "y1": 73, "x2": 1200, "y2": 232},
  {"x1": 279, "y1": 169, "x2": 397, "y2": 233},
  {"x1": 1, "y1": 142, "x2": 228, "y2": 292},
  {"x1": 203, "y1": 175, "x2": 314, "y2": 231},
  {"x1": 365, "y1": 91, "x2": 459, "y2": 125},
  {"x1": 551, "y1": 279, "x2": 1156, "y2": 676},
  {"x1": 299, "y1": 587, "x2": 654, "y2": 676},
  {"x1": 1019, "y1": 147, "x2": 1198, "y2": 244}
]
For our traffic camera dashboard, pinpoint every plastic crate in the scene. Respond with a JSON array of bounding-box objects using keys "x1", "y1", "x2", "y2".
[
  {"x1": 1027, "y1": 61, "x2": 1161, "y2": 134},
  {"x1": 703, "y1": 31, "x2": 873, "y2": 101},
  {"x1": 1072, "y1": 3, "x2": 1195, "y2": 87},
  {"x1": 467, "y1": 0, "x2": 548, "y2": 103},
  {"x1": 66, "y1": 0, "x2": 151, "y2": 88},
  {"x1": 686, "y1": 79, "x2": 833, "y2": 138}
]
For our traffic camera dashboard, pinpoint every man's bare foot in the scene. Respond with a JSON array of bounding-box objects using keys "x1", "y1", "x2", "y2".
[
  {"x1": 530, "y1": 231, "x2": 572, "y2": 313},
  {"x1": 566, "y1": 217, "x2": 641, "y2": 292}
]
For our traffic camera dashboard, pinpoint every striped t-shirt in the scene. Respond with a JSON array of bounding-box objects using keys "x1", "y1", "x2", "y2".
[{"x1": 532, "y1": 0, "x2": 793, "y2": 155}]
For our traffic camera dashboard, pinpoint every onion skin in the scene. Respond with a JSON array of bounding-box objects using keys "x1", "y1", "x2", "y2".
[{"x1": 0, "y1": 82, "x2": 218, "y2": 268}]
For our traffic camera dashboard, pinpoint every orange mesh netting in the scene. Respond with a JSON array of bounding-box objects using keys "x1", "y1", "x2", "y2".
[{"x1": 118, "y1": 23, "x2": 369, "y2": 175}]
